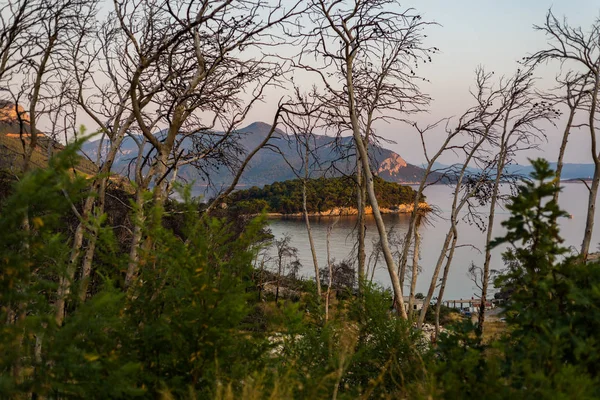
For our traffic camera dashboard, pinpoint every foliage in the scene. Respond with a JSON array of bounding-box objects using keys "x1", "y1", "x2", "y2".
[
  {"x1": 423, "y1": 303, "x2": 456, "y2": 325},
  {"x1": 3, "y1": 143, "x2": 600, "y2": 399},
  {"x1": 226, "y1": 175, "x2": 421, "y2": 214},
  {"x1": 430, "y1": 159, "x2": 600, "y2": 399},
  {"x1": 491, "y1": 159, "x2": 600, "y2": 395},
  {"x1": 320, "y1": 260, "x2": 356, "y2": 295},
  {"x1": 0, "y1": 143, "x2": 88, "y2": 395},
  {"x1": 0, "y1": 143, "x2": 271, "y2": 398}
]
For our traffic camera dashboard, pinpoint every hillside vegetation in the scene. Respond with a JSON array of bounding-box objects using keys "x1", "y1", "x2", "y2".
[
  {"x1": 0, "y1": 118, "x2": 98, "y2": 175},
  {"x1": 226, "y1": 176, "x2": 422, "y2": 214},
  {"x1": 3, "y1": 150, "x2": 600, "y2": 398}
]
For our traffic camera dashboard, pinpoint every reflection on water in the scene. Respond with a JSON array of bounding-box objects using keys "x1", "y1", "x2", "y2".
[{"x1": 267, "y1": 183, "x2": 600, "y2": 299}]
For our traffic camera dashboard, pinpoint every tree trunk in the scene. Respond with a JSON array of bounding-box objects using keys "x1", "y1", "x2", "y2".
[
  {"x1": 78, "y1": 230, "x2": 97, "y2": 302},
  {"x1": 302, "y1": 141, "x2": 321, "y2": 297},
  {"x1": 125, "y1": 136, "x2": 155, "y2": 288},
  {"x1": 435, "y1": 230, "x2": 457, "y2": 339},
  {"x1": 258, "y1": 255, "x2": 266, "y2": 302},
  {"x1": 417, "y1": 230, "x2": 454, "y2": 328},
  {"x1": 55, "y1": 196, "x2": 94, "y2": 325},
  {"x1": 325, "y1": 223, "x2": 333, "y2": 322},
  {"x1": 581, "y1": 71, "x2": 600, "y2": 260},
  {"x1": 56, "y1": 132, "x2": 126, "y2": 325},
  {"x1": 152, "y1": 145, "x2": 170, "y2": 206},
  {"x1": 478, "y1": 158, "x2": 505, "y2": 332},
  {"x1": 408, "y1": 214, "x2": 422, "y2": 321},
  {"x1": 356, "y1": 160, "x2": 367, "y2": 294},
  {"x1": 399, "y1": 250, "x2": 406, "y2": 289},
  {"x1": 275, "y1": 255, "x2": 282, "y2": 304},
  {"x1": 22, "y1": 33, "x2": 55, "y2": 173},
  {"x1": 345, "y1": 60, "x2": 407, "y2": 318},
  {"x1": 553, "y1": 103, "x2": 577, "y2": 202},
  {"x1": 125, "y1": 187, "x2": 146, "y2": 287},
  {"x1": 78, "y1": 175, "x2": 109, "y2": 301},
  {"x1": 353, "y1": 137, "x2": 406, "y2": 317},
  {"x1": 581, "y1": 163, "x2": 600, "y2": 261}
]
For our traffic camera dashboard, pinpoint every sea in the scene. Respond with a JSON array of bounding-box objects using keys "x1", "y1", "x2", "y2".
[{"x1": 266, "y1": 182, "x2": 599, "y2": 300}]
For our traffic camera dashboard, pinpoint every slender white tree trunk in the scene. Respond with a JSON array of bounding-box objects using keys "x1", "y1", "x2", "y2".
[
  {"x1": 78, "y1": 176, "x2": 109, "y2": 301},
  {"x1": 581, "y1": 70, "x2": 600, "y2": 260},
  {"x1": 356, "y1": 160, "x2": 367, "y2": 293},
  {"x1": 417, "y1": 230, "x2": 454, "y2": 328},
  {"x1": 582, "y1": 165, "x2": 600, "y2": 260},
  {"x1": 56, "y1": 133, "x2": 125, "y2": 324},
  {"x1": 435, "y1": 230, "x2": 457, "y2": 339},
  {"x1": 55, "y1": 195, "x2": 94, "y2": 325},
  {"x1": 408, "y1": 214, "x2": 422, "y2": 321},
  {"x1": 346, "y1": 62, "x2": 407, "y2": 318},
  {"x1": 125, "y1": 188, "x2": 146, "y2": 287},
  {"x1": 126, "y1": 138, "x2": 151, "y2": 288},
  {"x1": 553, "y1": 102, "x2": 578, "y2": 202},
  {"x1": 302, "y1": 140, "x2": 321, "y2": 297},
  {"x1": 325, "y1": 223, "x2": 334, "y2": 322},
  {"x1": 478, "y1": 151, "x2": 507, "y2": 331}
]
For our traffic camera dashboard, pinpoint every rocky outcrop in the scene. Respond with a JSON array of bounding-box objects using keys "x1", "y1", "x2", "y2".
[
  {"x1": 378, "y1": 153, "x2": 407, "y2": 175},
  {"x1": 0, "y1": 101, "x2": 29, "y2": 123}
]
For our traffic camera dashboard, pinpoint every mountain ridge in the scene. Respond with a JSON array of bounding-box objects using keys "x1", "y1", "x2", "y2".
[{"x1": 81, "y1": 121, "x2": 441, "y2": 196}]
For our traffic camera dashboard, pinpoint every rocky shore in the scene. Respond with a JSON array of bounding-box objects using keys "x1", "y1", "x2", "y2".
[{"x1": 265, "y1": 202, "x2": 431, "y2": 218}]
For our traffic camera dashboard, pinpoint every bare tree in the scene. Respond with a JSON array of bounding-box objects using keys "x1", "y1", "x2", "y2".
[
  {"x1": 273, "y1": 233, "x2": 300, "y2": 303},
  {"x1": 68, "y1": 0, "x2": 303, "y2": 292},
  {"x1": 547, "y1": 72, "x2": 591, "y2": 201},
  {"x1": 413, "y1": 68, "x2": 506, "y2": 329},
  {"x1": 527, "y1": 10, "x2": 600, "y2": 260},
  {"x1": 0, "y1": 0, "x2": 99, "y2": 384},
  {"x1": 394, "y1": 67, "x2": 557, "y2": 330},
  {"x1": 278, "y1": 87, "x2": 325, "y2": 297},
  {"x1": 476, "y1": 67, "x2": 558, "y2": 332},
  {"x1": 294, "y1": 0, "x2": 435, "y2": 316},
  {"x1": 325, "y1": 216, "x2": 341, "y2": 321}
]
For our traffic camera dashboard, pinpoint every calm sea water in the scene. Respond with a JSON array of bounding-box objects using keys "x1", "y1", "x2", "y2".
[{"x1": 267, "y1": 182, "x2": 599, "y2": 300}]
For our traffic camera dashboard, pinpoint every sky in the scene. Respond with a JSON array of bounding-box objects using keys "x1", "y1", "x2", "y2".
[
  {"x1": 242, "y1": 0, "x2": 600, "y2": 166},
  {"x1": 84, "y1": 1, "x2": 600, "y2": 166},
  {"x1": 395, "y1": 0, "x2": 600, "y2": 166}
]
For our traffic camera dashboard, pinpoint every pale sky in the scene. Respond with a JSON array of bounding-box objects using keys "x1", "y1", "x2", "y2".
[
  {"x1": 82, "y1": 1, "x2": 600, "y2": 166},
  {"x1": 398, "y1": 0, "x2": 600, "y2": 166},
  {"x1": 243, "y1": 0, "x2": 600, "y2": 166}
]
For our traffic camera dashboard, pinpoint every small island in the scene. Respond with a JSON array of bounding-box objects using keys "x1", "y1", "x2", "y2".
[{"x1": 225, "y1": 175, "x2": 430, "y2": 216}]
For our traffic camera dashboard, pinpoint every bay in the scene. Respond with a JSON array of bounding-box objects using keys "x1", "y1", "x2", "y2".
[{"x1": 266, "y1": 182, "x2": 599, "y2": 300}]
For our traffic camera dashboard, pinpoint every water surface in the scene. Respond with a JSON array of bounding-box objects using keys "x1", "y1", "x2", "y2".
[{"x1": 267, "y1": 182, "x2": 599, "y2": 300}]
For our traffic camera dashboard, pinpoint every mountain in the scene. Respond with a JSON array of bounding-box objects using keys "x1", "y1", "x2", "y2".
[
  {"x1": 80, "y1": 121, "x2": 441, "y2": 196},
  {"x1": 0, "y1": 102, "x2": 97, "y2": 175},
  {"x1": 431, "y1": 161, "x2": 596, "y2": 181},
  {"x1": 506, "y1": 163, "x2": 595, "y2": 180}
]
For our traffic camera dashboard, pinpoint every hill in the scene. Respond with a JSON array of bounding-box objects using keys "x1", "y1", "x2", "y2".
[
  {"x1": 0, "y1": 102, "x2": 97, "y2": 175},
  {"x1": 225, "y1": 175, "x2": 424, "y2": 215},
  {"x1": 81, "y1": 121, "x2": 440, "y2": 196}
]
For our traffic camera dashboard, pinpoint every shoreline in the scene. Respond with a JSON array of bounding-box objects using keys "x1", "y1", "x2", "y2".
[{"x1": 264, "y1": 202, "x2": 431, "y2": 218}]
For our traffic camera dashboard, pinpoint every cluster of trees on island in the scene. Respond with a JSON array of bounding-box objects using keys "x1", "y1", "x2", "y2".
[
  {"x1": 225, "y1": 176, "x2": 421, "y2": 214},
  {"x1": 0, "y1": 0, "x2": 600, "y2": 397}
]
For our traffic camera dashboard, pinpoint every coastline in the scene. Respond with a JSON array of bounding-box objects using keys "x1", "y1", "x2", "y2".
[{"x1": 264, "y1": 202, "x2": 431, "y2": 218}]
